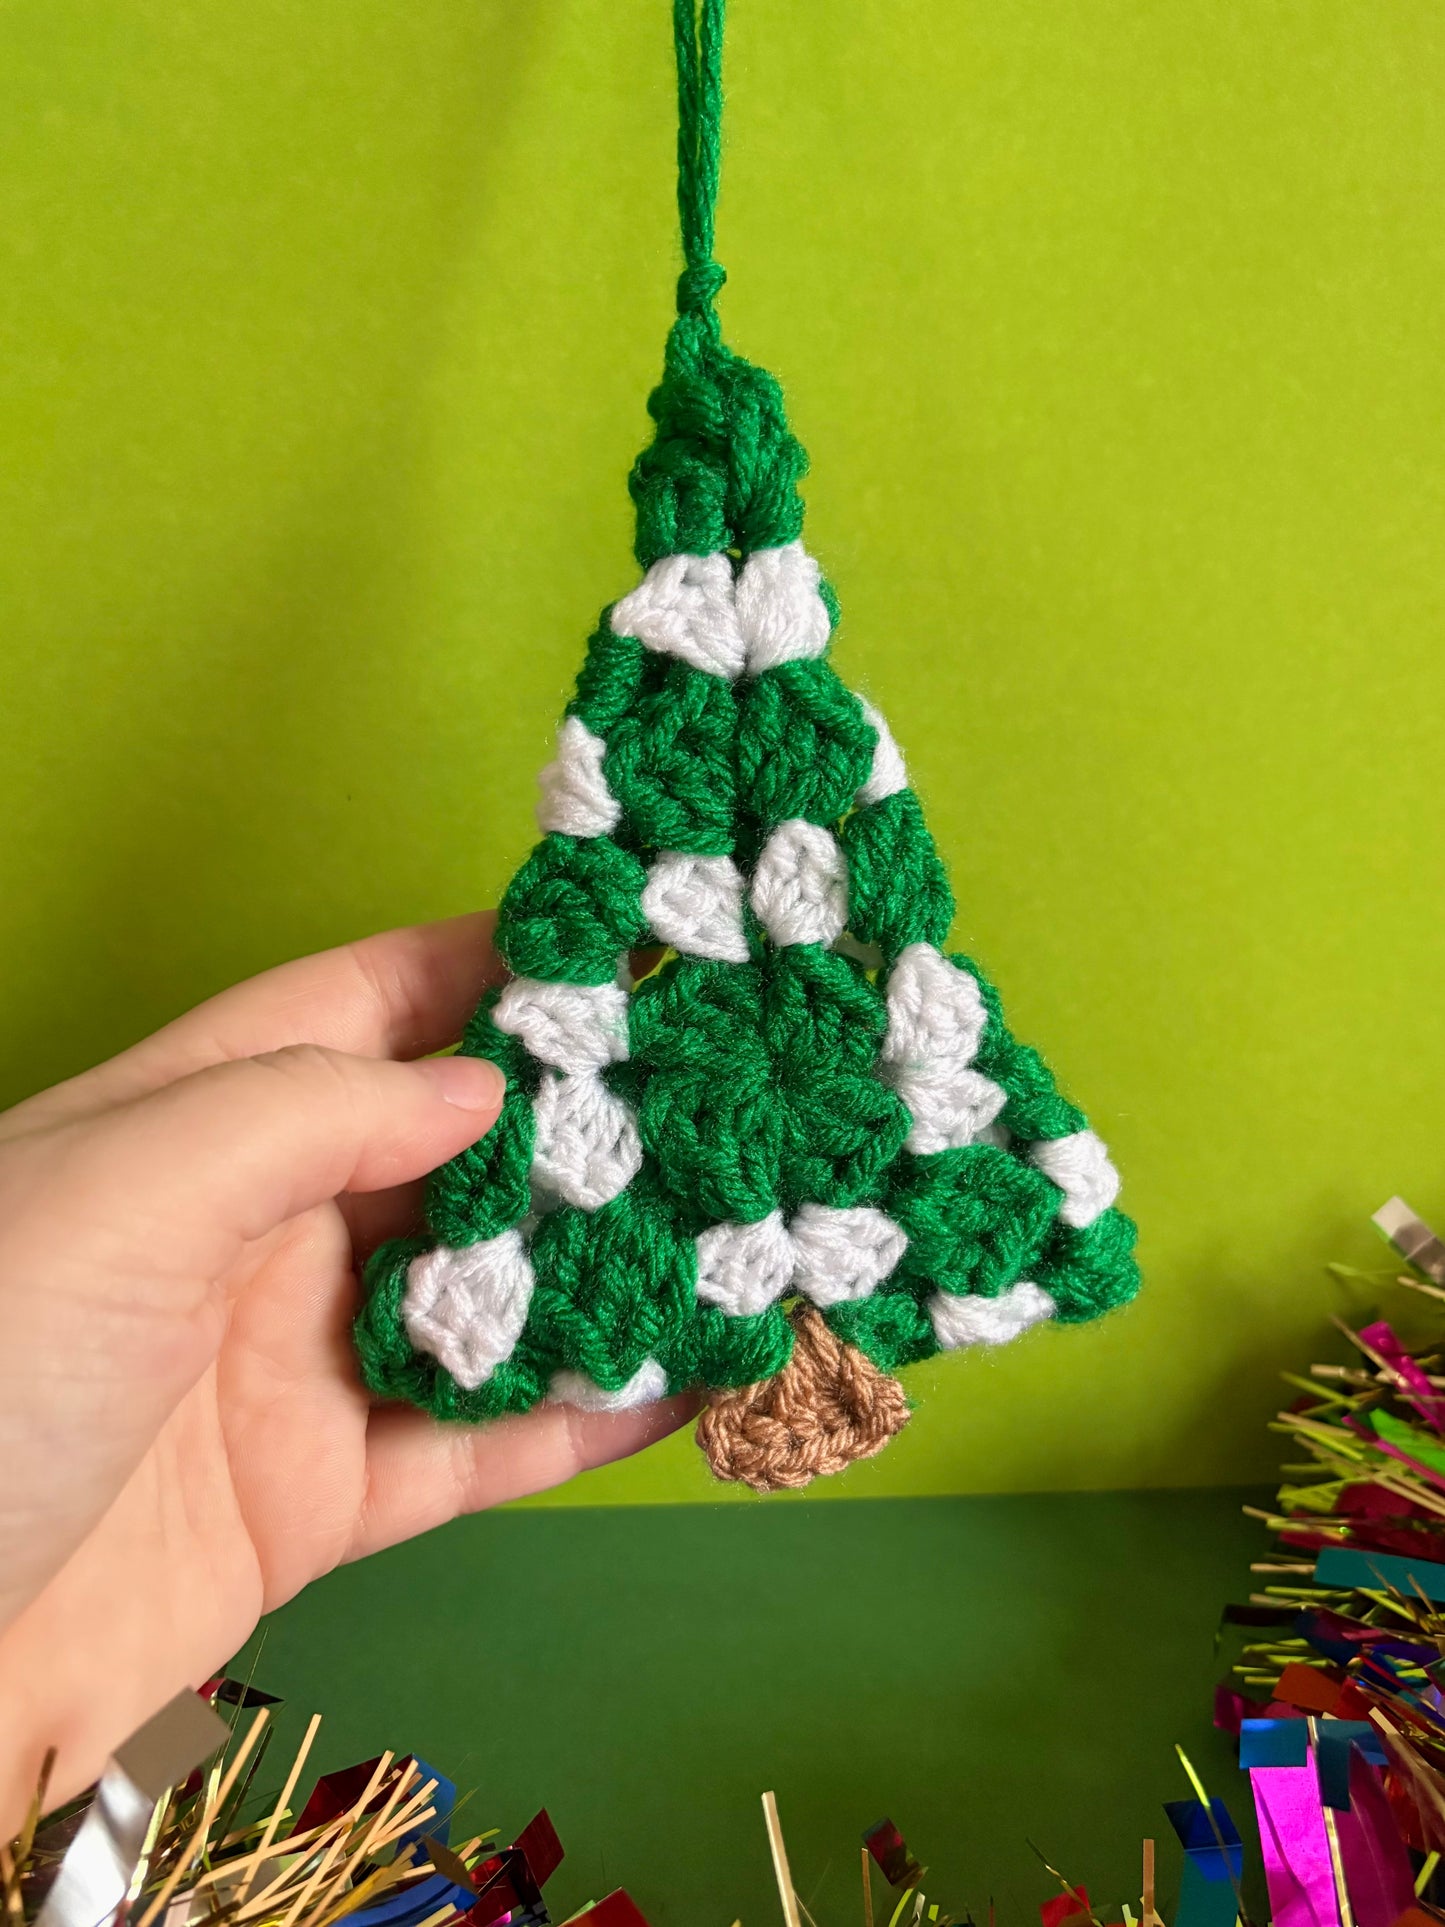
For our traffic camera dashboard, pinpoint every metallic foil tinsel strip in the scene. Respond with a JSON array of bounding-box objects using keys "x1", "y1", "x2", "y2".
[{"x1": 35, "y1": 1693, "x2": 229, "y2": 1927}]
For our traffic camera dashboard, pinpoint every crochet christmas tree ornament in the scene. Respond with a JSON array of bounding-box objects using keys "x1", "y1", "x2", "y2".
[{"x1": 353, "y1": 0, "x2": 1140, "y2": 1491}]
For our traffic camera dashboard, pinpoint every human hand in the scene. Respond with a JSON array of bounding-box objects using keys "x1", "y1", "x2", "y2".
[{"x1": 0, "y1": 914, "x2": 693, "y2": 1833}]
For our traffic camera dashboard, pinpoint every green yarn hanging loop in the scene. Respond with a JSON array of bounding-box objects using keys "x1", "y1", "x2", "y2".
[
  {"x1": 631, "y1": 0, "x2": 808, "y2": 568},
  {"x1": 675, "y1": 259, "x2": 728, "y2": 320},
  {"x1": 673, "y1": 0, "x2": 726, "y2": 318}
]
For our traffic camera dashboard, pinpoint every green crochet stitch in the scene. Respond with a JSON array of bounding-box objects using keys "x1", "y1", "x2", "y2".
[{"x1": 353, "y1": 0, "x2": 1139, "y2": 1476}]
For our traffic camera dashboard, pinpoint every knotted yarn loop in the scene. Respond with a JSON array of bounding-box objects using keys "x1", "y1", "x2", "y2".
[
  {"x1": 630, "y1": 0, "x2": 809, "y2": 566},
  {"x1": 677, "y1": 260, "x2": 728, "y2": 315},
  {"x1": 696, "y1": 1303, "x2": 912, "y2": 1491}
]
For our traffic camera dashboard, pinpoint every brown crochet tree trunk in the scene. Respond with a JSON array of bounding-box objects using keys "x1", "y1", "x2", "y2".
[{"x1": 696, "y1": 1304, "x2": 912, "y2": 1492}]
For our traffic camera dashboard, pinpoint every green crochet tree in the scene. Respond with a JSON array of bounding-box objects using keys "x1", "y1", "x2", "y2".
[{"x1": 354, "y1": 0, "x2": 1139, "y2": 1490}]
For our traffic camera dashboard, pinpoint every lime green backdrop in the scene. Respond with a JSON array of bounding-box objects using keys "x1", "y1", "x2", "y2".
[{"x1": 2, "y1": 2, "x2": 1443, "y2": 1500}]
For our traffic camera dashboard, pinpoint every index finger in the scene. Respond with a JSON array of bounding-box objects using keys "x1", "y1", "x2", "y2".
[
  {"x1": 350, "y1": 1395, "x2": 701, "y2": 1562},
  {"x1": 4, "y1": 912, "x2": 506, "y2": 1133}
]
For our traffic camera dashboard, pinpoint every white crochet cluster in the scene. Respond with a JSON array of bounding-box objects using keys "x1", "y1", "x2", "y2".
[
  {"x1": 400, "y1": 976, "x2": 639, "y2": 1396},
  {"x1": 402, "y1": 1228, "x2": 670, "y2": 1414},
  {"x1": 403, "y1": 1230, "x2": 535, "y2": 1395},
  {"x1": 686, "y1": 1178, "x2": 1095, "y2": 1354},
  {"x1": 401, "y1": 544, "x2": 1122, "y2": 1406},
  {"x1": 695, "y1": 1203, "x2": 907, "y2": 1316},
  {"x1": 608, "y1": 540, "x2": 833, "y2": 682},
  {"x1": 493, "y1": 976, "x2": 641, "y2": 1213}
]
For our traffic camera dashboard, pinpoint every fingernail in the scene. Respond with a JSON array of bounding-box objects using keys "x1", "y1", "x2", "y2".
[{"x1": 414, "y1": 1055, "x2": 506, "y2": 1111}]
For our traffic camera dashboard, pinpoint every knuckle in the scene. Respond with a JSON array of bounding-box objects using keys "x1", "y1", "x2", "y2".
[
  {"x1": 250, "y1": 1042, "x2": 360, "y2": 1106},
  {"x1": 342, "y1": 934, "x2": 406, "y2": 1026}
]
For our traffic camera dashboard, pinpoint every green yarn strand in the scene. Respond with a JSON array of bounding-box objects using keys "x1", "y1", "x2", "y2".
[
  {"x1": 951, "y1": 952, "x2": 1089, "y2": 1144},
  {"x1": 890, "y1": 1145, "x2": 1060, "y2": 1301},
  {"x1": 528, "y1": 1179, "x2": 698, "y2": 1392},
  {"x1": 497, "y1": 833, "x2": 649, "y2": 984},
  {"x1": 1033, "y1": 1208, "x2": 1142, "y2": 1323},
  {"x1": 737, "y1": 661, "x2": 875, "y2": 833},
  {"x1": 673, "y1": 0, "x2": 725, "y2": 316},
  {"x1": 567, "y1": 618, "x2": 648, "y2": 738},
  {"x1": 825, "y1": 1292, "x2": 936, "y2": 1375},
  {"x1": 355, "y1": 1236, "x2": 438, "y2": 1406},
  {"x1": 631, "y1": 0, "x2": 808, "y2": 565},
  {"x1": 604, "y1": 659, "x2": 738, "y2": 855},
  {"x1": 423, "y1": 990, "x2": 539, "y2": 1249},
  {"x1": 842, "y1": 791, "x2": 956, "y2": 959}
]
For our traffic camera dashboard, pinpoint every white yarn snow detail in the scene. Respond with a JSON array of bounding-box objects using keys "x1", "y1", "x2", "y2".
[
  {"x1": 928, "y1": 1280, "x2": 1057, "y2": 1351},
  {"x1": 534, "y1": 716, "x2": 620, "y2": 838},
  {"x1": 855, "y1": 697, "x2": 909, "y2": 806},
  {"x1": 492, "y1": 977, "x2": 630, "y2": 1075},
  {"x1": 734, "y1": 541, "x2": 831, "y2": 674},
  {"x1": 878, "y1": 943, "x2": 1008, "y2": 1154},
  {"x1": 1030, "y1": 1128, "x2": 1121, "y2": 1229},
  {"x1": 750, "y1": 818, "x2": 849, "y2": 948},
  {"x1": 897, "y1": 1066, "x2": 1007, "y2": 1157},
  {"x1": 641, "y1": 852, "x2": 749, "y2": 962},
  {"x1": 547, "y1": 1358, "x2": 669, "y2": 1413},
  {"x1": 402, "y1": 1231, "x2": 535, "y2": 1391},
  {"x1": 694, "y1": 1210, "x2": 796, "y2": 1317},
  {"x1": 609, "y1": 551, "x2": 745, "y2": 679},
  {"x1": 789, "y1": 1204, "x2": 908, "y2": 1309},
  {"x1": 881, "y1": 943, "x2": 987, "y2": 1067},
  {"x1": 530, "y1": 1070, "x2": 642, "y2": 1212}
]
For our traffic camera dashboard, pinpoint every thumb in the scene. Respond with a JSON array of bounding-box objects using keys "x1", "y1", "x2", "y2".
[
  {"x1": 40, "y1": 1044, "x2": 506, "y2": 1284},
  {"x1": 0, "y1": 1040, "x2": 503, "y2": 1391},
  {"x1": 0, "y1": 1046, "x2": 502, "y2": 1626}
]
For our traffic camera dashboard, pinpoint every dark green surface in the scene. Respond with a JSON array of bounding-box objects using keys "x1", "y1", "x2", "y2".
[{"x1": 235, "y1": 1489, "x2": 1269, "y2": 1927}]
